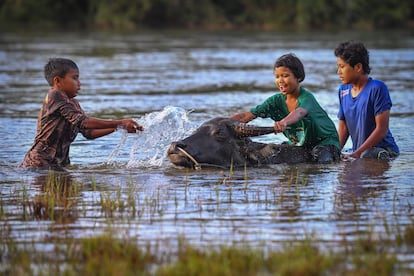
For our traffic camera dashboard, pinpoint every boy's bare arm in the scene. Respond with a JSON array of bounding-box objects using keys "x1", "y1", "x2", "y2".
[
  {"x1": 231, "y1": 111, "x2": 256, "y2": 123},
  {"x1": 83, "y1": 117, "x2": 143, "y2": 133},
  {"x1": 82, "y1": 128, "x2": 116, "y2": 139}
]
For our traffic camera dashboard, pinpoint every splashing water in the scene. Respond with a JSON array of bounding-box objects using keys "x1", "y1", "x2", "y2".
[{"x1": 107, "y1": 106, "x2": 195, "y2": 168}]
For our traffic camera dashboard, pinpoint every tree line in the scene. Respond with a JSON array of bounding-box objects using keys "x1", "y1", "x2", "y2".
[{"x1": 1, "y1": 0, "x2": 413, "y2": 32}]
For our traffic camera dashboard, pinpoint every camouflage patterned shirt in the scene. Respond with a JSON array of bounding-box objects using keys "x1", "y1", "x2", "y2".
[{"x1": 20, "y1": 89, "x2": 89, "y2": 169}]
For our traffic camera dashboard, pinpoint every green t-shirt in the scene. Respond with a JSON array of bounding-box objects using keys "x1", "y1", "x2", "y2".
[{"x1": 250, "y1": 87, "x2": 340, "y2": 150}]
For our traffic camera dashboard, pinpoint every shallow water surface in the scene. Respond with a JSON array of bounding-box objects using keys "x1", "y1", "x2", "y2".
[{"x1": 1, "y1": 30, "x2": 414, "y2": 267}]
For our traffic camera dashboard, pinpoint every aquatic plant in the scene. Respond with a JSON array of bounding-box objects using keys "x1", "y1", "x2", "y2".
[
  {"x1": 0, "y1": 231, "x2": 411, "y2": 275},
  {"x1": 1, "y1": 166, "x2": 414, "y2": 275}
]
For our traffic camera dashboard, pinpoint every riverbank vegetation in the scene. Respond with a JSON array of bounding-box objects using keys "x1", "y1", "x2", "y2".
[
  {"x1": 1, "y1": 171, "x2": 414, "y2": 275},
  {"x1": 1, "y1": 0, "x2": 413, "y2": 32},
  {"x1": 2, "y1": 224, "x2": 414, "y2": 275}
]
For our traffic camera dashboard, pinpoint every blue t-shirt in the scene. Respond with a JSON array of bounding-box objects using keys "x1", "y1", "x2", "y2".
[{"x1": 337, "y1": 77, "x2": 399, "y2": 153}]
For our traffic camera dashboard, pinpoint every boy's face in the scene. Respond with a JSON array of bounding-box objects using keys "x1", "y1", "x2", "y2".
[
  {"x1": 336, "y1": 57, "x2": 359, "y2": 84},
  {"x1": 54, "y1": 69, "x2": 80, "y2": 98},
  {"x1": 273, "y1": 66, "x2": 299, "y2": 95}
]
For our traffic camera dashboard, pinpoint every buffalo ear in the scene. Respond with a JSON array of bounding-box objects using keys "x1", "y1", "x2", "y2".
[{"x1": 232, "y1": 122, "x2": 275, "y2": 137}]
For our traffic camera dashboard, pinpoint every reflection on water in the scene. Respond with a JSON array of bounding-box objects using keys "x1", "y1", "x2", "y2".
[
  {"x1": 1, "y1": 31, "x2": 414, "y2": 267},
  {"x1": 28, "y1": 171, "x2": 80, "y2": 224},
  {"x1": 340, "y1": 158, "x2": 390, "y2": 186},
  {"x1": 334, "y1": 159, "x2": 391, "y2": 221}
]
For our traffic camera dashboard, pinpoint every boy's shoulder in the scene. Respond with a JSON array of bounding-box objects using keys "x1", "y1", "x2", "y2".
[
  {"x1": 264, "y1": 92, "x2": 283, "y2": 101},
  {"x1": 367, "y1": 78, "x2": 387, "y2": 89},
  {"x1": 47, "y1": 89, "x2": 70, "y2": 100},
  {"x1": 299, "y1": 87, "x2": 317, "y2": 99},
  {"x1": 44, "y1": 89, "x2": 77, "y2": 107}
]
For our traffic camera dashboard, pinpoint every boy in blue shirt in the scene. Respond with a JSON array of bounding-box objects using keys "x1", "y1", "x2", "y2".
[{"x1": 335, "y1": 41, "x2": 399, "y2": 160}]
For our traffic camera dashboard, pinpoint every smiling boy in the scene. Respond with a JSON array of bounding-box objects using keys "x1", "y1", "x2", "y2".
[{"x1": 231, "y1": 53, "x2": 340, "y2": 163}]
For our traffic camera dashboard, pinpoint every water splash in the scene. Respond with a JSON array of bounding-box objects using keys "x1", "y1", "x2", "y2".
[{"x1": 108, "y1": 106, "x2": 195, "y2": 168}]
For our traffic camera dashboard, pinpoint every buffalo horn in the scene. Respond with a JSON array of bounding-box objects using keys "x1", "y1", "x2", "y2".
[{"x1": 232, "y1": 122, "x2": 275, "y2": 137}]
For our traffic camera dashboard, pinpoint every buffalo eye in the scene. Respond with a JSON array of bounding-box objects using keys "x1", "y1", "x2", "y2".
[{"x1": 212, "y1": 129, "x2": 227, "y2": 141}]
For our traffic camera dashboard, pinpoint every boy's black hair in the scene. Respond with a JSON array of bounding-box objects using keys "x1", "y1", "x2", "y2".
[
  {"x1": 274, "y1": 53, "x2": 305, "y2": 82},
  {"x1": 44, "y1": 58, "x2": 78, "y2": 86},
  {"x1": 334, "y1": 41, "x2": 371, "y2": 74}
]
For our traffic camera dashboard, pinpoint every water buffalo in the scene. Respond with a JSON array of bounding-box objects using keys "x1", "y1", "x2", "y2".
[{"x1": 167, "y1": 117, "x2": 311, "y2": 169}]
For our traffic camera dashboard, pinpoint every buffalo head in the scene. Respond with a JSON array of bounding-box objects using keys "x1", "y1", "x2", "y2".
[{"x1": 167, "y1": 117, "x2": 311, "y2": 169}]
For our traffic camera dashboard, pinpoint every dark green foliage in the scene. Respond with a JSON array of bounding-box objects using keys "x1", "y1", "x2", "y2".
[
  {"x1": 0, "y1": 0, "x2": 413, "y2": 31},
  {"x1": 0, "y1": 0, "x2": 90, "y2": 29}
]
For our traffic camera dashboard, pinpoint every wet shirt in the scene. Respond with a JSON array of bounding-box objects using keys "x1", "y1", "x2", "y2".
[
  {"x1": 337, "y1": 77, "x2": 399, "y2": 153},
  {"x1": 20, "y1": 89, "x2": 88, "y2": 169},
  {"x1": 250, "y1": 87, "x2": 340, "y2": 150}
]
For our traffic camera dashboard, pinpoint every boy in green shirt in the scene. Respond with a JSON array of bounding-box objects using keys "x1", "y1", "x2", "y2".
[{"x1": 232, "y1": 53, "x2": 340, "y2": 163}]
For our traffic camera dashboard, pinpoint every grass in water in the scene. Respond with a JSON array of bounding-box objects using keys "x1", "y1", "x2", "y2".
[
  {"x1": 1, "y1": 232, "x2": 410, "y2": 275},
  {"x1": 2, "y1": 167, "x2": 414, "y2": 275},
  {"x1": 22, "y1": 171, "x2": 82, "y2": 222}
]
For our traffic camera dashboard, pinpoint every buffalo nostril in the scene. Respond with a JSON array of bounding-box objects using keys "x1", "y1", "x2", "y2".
[
  {"x1": 176, "y1": 141, "x2": 186, "y2": 149},
  {"x1": 170, "y1": 142, "x2": 177, "y2": 151},
  {"x1": 169, "y1": 141, "x2": 186, "y2": 152}
]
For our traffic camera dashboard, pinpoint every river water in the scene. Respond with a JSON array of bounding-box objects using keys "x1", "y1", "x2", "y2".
[{"x1": 1, "y1": 30, "x2": 414, "y2": 264}]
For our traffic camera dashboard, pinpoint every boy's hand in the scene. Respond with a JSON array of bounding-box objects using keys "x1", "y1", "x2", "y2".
[
  {"x1": 122, "y1": 119, "x2": 144, "y2": 133},
  {"x1": 274, "y1": 121, "x2": 287, "y2": 133}
]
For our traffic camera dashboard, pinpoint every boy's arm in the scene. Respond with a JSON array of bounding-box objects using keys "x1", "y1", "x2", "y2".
[
  {"x1": 230, "y1": 111, "x2": 256, "y2": 123},
  {"x1": 57, "y1": 94, "x2": 143, "y2": 136},
  {"x1": 351, "y1": 110, "x2": 390, "y2": 158},
  {"x1": 81, "y1": 128, "x2": 117, "y2": 139},
  {"x1": 338, "y1": 119, "x2": 349, "y2": 150},
  {"x1": 82, "y1": 117, "x2": 143, "y2": 133},
  {"x1": 275, "y1": 107, "x2": 307, "y2": 132}
]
